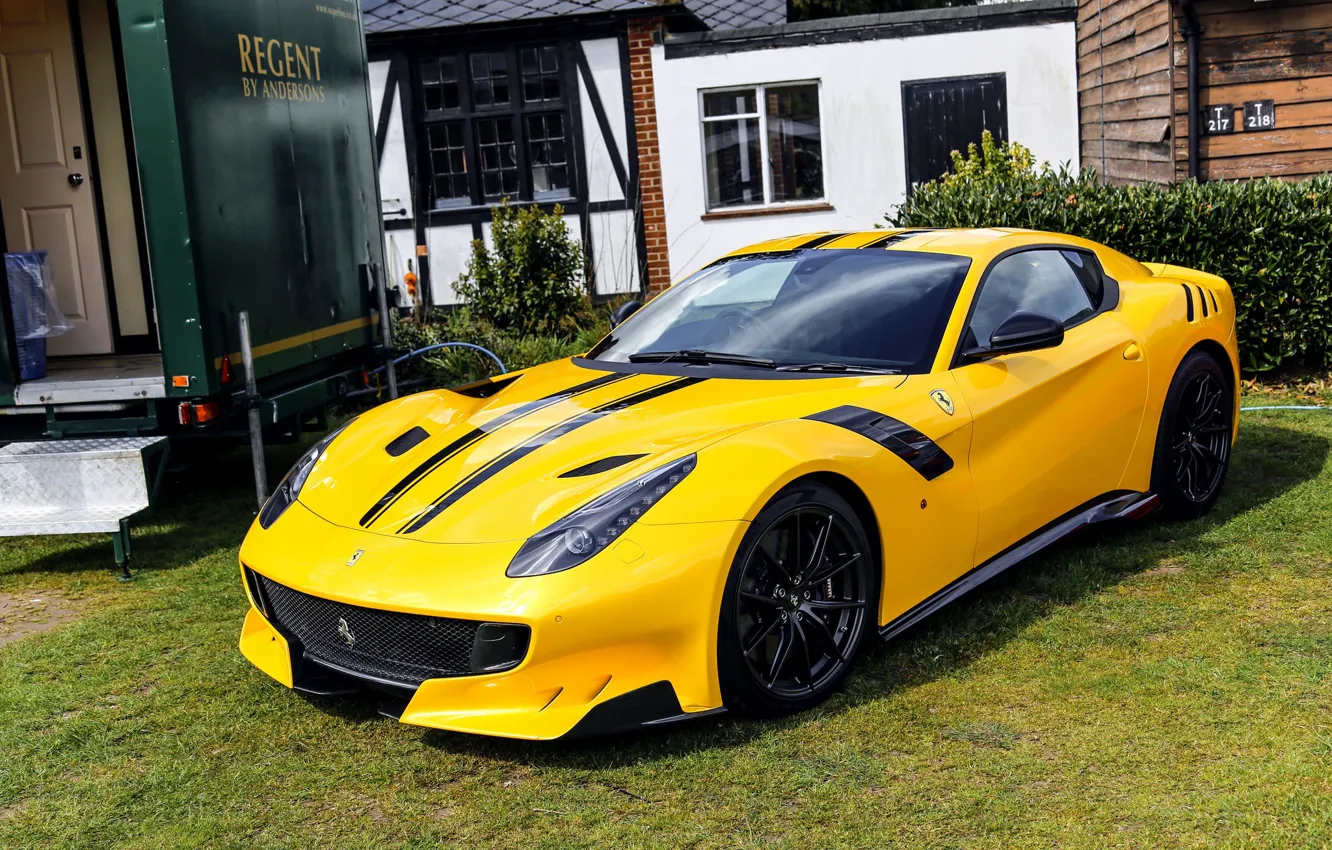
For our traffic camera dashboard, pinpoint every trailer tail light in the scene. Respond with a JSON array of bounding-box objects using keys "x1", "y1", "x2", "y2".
[
  {"x1": 219, "y1": 355, "x2": 234, "y2": 385},
  {"x1": 178, "y1": 401, "x2": 222, "y2": 426}
]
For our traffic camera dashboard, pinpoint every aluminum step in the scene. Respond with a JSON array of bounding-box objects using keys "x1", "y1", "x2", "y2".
[{"x1": 0, "y1": 437, "x2": 167, "y2": 537}]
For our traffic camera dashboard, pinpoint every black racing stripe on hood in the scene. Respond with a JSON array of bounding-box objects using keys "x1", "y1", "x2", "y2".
[
  {"x1": 805, "y1": 405, "x2": 954, "y2": 481},
  {"x1": 398, "y1": 377, "x2": 706, "y2": 535},
  {"x1": 795, "y1": 232, "x2": 848, "y2": 250},
  {"x1": 359, "y1": 371, "x2": 631, "y2": 528},
  {"x1": 860, "y1": 229, "x2": 935, "y2": 249}
]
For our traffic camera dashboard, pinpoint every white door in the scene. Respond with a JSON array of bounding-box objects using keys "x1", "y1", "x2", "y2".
[{"x1": 0, "y1": 0, "x2": 112, "y2": 356}]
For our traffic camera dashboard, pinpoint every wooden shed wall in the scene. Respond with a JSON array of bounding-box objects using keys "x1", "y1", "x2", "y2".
[
  {"x1": 1172, "y1": 0, "x2": 1332, "y2": 181},
  {"x1": 1078, "y1": 0, "x2": 1176, "y2": 183}
]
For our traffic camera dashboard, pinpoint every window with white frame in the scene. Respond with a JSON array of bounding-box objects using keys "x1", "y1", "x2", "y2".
[{"x1": 700, "y1": 82, "x2": 824, "y2": 211}]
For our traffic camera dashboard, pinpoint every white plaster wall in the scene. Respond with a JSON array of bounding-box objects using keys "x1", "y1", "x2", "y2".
[
  {"x1": 580, "y1": 38, "x2": 629, "y2": 204},
  {"x1": 370, "y1": 60, "x2": 412, "y2": 224},
  {"x1": 588, "y1": 209, "x2": 639, "y2": 294},
  {"x1": 653, "y1": 22, "x2": 1079, "y2": 281},
  {"x1": 425, "y1": 225, "x2": 475, "y2": 306}
]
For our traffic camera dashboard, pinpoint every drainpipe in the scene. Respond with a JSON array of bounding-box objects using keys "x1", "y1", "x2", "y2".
[{"x1": 1178, "y1": 0, "x2": 1203, "y2": 181}]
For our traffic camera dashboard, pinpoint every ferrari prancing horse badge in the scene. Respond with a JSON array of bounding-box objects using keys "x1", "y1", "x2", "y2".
[{"x1": 930, "y1": 389, "x2": 954, "y2": 415}]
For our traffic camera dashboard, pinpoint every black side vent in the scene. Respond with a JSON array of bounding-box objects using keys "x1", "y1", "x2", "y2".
[
  {"x1": 1197, "y1": 285, "x2": 1209, "y2": 318},
  {"x1": 559, "y1": 454, "x2": 648, "y2": 478},
  {"x1": 1208, "y1": 289, "x2": 1220, "y2": 313},
  {"x1": 386, "y1": 426, "x2": 430, "y2": 457},
  {"x1": 1182, "y1": 284, "x2": 1195, "y2": 321},
  {"x1": 805, "y1": 406, "x2": 954, "y2": 481},
  {"x1": 868, "y1": 229, "x2": 935, "y2": 248},
  {"x1": 452, "y1": 374, "x2": 521, "y2": 399}
]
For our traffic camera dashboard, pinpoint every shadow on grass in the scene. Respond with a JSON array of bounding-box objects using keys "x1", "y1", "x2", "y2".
[{"x1": 416, "y1": 421, "x2": 1329, "y2": 767}]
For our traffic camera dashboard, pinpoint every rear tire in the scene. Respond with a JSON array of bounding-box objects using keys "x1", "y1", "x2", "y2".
[
  {"x1": 1150, "y1": 350, "x2": 1234, "y2": 520},
  {"x1": 717, "y1": 481, "x2": 877, "y2": 718}
]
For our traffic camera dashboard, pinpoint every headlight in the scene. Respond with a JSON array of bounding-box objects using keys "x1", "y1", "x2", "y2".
[
  {"x1": 506, "y1": 454, "x2": 697, "y2": 578},
  {"x1": 258, "y1": 422, "x2": 351, "y2": 529}
]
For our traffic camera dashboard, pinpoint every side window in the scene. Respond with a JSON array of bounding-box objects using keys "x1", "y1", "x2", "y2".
[
  {"x1": 1062, "y1": 250, "x2": 1106, "y2": 308},
  {"x1": 966, "y1": 250, "x2": 1096, "y2": 348}
]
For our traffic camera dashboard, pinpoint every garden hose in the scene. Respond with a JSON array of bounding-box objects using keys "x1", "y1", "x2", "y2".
[{"x1": 367, "y1": 342, "x2": 507, "y2": 377}]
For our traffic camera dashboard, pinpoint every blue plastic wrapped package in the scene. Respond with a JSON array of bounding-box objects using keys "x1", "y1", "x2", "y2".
[
  {"x1": 6, "y1": 252, "x2": 72, "y2": 381},
  {"x1": 6, "y1": 251, "x2": 71, "y2": 340}
]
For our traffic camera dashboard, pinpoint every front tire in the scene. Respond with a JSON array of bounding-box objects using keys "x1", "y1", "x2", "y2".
[
  {"x1": 1150, "y1": 350, "x2": 1234, "y2": 520},
  {"x1": 718, "y1": 481, "x2": 877, "y2": 718}
]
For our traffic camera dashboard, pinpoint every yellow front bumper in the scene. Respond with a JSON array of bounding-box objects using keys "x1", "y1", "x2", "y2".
[{"x1": 238, "y1": 501, "x2": 744, "y2": 739}]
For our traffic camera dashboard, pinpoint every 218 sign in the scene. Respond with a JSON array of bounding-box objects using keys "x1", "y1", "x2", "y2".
[{"x1": 1244, "y1": 100, "x2": 1276, "y2": 131}]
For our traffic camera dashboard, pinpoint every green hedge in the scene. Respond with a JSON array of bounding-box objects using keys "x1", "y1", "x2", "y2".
[
  {"x1": 888, "y1": 133, "x2": 1332, "y2": 372},
  {"x1": 391, "y1": 306, "x2": 612, "y2": 391}
]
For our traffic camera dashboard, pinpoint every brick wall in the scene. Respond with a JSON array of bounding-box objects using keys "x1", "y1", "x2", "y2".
[{"x1": 627, "y1": 17, "x2": 671, "y2": 294}]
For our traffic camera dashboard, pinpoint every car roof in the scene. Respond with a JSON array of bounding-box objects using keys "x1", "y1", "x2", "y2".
[
  {"x1": 707, "y1": 228, "x2": 1154, "y2": 286},
  {"x1": 723, "y1": 227, "x2": 1083, "y2": 259}
]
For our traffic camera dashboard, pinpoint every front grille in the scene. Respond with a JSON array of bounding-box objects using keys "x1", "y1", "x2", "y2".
[{"x1": 252, "y1": 572, "x2": 483, "y2": 687}]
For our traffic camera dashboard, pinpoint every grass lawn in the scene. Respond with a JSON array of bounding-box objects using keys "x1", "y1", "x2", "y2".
[{"x1": 4, "y1": 401, "x2": 1332, "y2": 848}]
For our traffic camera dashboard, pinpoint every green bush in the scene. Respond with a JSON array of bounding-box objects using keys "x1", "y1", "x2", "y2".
[
  {"x1": 455, "y1": 202, "x2": 586, "y2": 336},
  {"x1": 889, "y1": 131, "x2": 1332, "y2": 372},
  {"x1": 391, "y1": 306, "x2": 613, "y2": 390}
]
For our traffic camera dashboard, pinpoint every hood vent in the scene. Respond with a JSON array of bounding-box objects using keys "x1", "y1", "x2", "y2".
[
  {"x1": 558, "y1": 454, "x2": 648, "y2": 478},
  {"x1": 386, "y1": 426, "x2": 430, "y2": 457},
  {"x1": 452, "y1": 374, "x2": 521, "y2": 399}
]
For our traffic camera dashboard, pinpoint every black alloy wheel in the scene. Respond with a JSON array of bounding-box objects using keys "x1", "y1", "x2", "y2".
[
  {"x1": 1152, "y1": 350, "x2": 1234, "y2": 519},
  {"x1": 719, "y1": 482, "x2": 876, "y2": 717}
]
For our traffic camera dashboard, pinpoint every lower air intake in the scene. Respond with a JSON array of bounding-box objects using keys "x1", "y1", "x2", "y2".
[{"x1": 252, "y1": 572, "x2": 485, "y2": 687}]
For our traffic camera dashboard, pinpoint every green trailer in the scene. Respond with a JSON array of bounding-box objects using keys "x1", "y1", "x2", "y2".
[
  {"x1": 0, "y1": 0, "x2": 392, "y2": 573},
  {"x1": 0, "y1": 0, "x2": 388, "y2": 440}
]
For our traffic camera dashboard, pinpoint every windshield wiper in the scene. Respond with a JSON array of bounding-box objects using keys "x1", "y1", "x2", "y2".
[
  {"x1": 628, "y1": 349, "x2": 776, "y2": 368},
  {"x1": 775, "y1": 362, "x2": 901, "y2": 375}
]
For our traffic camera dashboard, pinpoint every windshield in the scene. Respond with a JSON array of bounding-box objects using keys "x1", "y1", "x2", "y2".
[{"x1": 588, "y1": 249, "x2": 971, "y2": 373}]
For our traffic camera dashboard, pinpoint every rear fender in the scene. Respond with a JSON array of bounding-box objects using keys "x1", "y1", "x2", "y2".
[{"x1": 1116, "y1": 269, "x2": 1239, "y2": 491}]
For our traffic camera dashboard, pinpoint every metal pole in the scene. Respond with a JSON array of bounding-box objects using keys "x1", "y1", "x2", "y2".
[
  {"x1": 372, "y1": 262, "x2": 399, "y2": 400},
  {"x1": 239, "y1": 311, "x2": 268, "y2": 509},
  {"x1": 1179, "y1": 0, "x2": 1203, "y2": 181}
]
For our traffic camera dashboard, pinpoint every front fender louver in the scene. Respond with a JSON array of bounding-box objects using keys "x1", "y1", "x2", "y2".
[{"x1": 804, "y1": 406, "x2": 954, "y2": 480}]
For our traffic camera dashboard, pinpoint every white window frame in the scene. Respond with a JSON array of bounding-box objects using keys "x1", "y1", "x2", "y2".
[{"x1": 697, "y1": 80, "x2": 826, "y2": 212}]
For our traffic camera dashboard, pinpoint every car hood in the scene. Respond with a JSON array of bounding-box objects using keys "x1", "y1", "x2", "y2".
[{"x1": 296, "y1": 358, "x2": 904, "y2": 544}]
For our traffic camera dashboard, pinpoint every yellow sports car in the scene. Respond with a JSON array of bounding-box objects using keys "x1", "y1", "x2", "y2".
[{"x1": 238, "y1": 228, "x2": 1238, "y2": 739}]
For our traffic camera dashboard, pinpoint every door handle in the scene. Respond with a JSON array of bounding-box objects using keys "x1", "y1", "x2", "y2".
[
  {"x1": 67, "y1": 173, "x2": 84, "y2": 187},
  {"x1": 1123, "y1": 343, "x2": 1143, "y2": 361}
]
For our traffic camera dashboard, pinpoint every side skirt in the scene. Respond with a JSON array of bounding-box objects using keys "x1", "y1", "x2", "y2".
[{"x1": 879, "y1": 491, "x2": 1159, "y2": 641}]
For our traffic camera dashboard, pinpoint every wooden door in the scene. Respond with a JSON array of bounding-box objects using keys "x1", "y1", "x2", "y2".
[
  {"x1": 0, "y1": 0, "x2": 112, "y2": 356},
  {"x1": 902, "y1": 73, "x2": 1008, "y2": 191}
]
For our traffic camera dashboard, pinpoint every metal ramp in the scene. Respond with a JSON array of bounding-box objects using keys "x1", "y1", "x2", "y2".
[{"x1": 0, "y1": 437, "x2": 169, "y2": 579}]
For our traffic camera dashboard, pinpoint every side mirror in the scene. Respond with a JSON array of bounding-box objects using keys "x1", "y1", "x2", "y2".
[
  {"x1": 610, "y1": 299, "x2": 643, "y2": 329},
  {"x1": 962, "y1": 311, "x2": 1064, "y2": 362}
]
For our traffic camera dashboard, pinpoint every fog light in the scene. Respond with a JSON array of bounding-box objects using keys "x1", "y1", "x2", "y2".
[{"x1": 469, "y1": 623, "x2": 531, "y2": 674}]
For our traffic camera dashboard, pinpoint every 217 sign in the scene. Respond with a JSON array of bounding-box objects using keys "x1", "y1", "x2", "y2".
[{"x1": 1206, "y1": 104, "x2": 1235, "y2": 135}]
